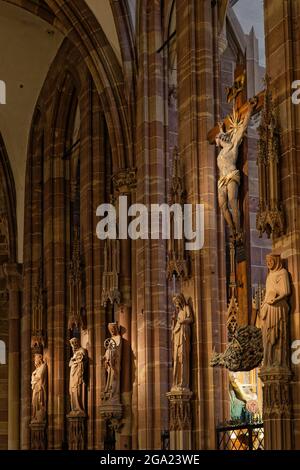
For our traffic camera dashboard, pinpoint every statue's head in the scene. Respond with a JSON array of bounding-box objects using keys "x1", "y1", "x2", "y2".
[
  {"x1": 172, "y1": 293, "x2": 186, "y2": 310},
  {"x1": 70, "y1": 337, "x2": 80, "y2": 351},
  {"x1": 34, "y1": 353, "x2": 43, "y2": 368},
  {"x1": 108, "y1": 322, "x2": 119, "y2": 336},
  {"x1": 266, "y1": 253, "x2": 283, "y2": 272}
]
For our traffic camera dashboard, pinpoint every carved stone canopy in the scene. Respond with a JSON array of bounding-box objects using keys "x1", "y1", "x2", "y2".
[{"x1": 256, "y1": 77, "x2": 285, "y2": 239}]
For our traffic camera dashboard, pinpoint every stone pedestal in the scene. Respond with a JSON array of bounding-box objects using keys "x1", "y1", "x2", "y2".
[
  {"x1": 100, "y1": 401, "x2": 123, "y2": 432},
  {"x1": 67, "y1": 414, "x2": 86, "y2": 450},
  {"x1": 166, "y1": 389, "x2": 193, "y2": 450},
  {"x1": 30, "y1": 421, "x2": 46, "y2": 450},
  {"x1": 259, "y1": 367, "x2": 292, "y2": 449}
]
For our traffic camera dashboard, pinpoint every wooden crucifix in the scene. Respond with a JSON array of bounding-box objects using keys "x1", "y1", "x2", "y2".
[{"x1": 208, "y1": 64, "x2": 265, "y2": 326}]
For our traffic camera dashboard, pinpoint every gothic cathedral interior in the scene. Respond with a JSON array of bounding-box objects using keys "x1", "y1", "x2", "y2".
[{"x1": 0, "y1": 0, "x2": 300, "y2": 452}]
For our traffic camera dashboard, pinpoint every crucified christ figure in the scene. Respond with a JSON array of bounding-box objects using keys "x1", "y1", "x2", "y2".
[{"x1": 215, "y1": 97, "x2": 257, "y2": 240}]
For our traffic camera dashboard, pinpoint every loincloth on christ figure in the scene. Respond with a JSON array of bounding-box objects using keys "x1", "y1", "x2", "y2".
[{"x1": 218, "y1": 169, "x2": 240, "y2": 190}]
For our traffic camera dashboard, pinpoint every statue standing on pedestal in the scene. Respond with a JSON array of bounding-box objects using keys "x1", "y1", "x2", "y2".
[
  {"x1": 171, "y1": 294, "x2": 193, "y2": 391},
  {"x1": 68, "y1": 337, "x2": 87, "y2": 416},
  {"x1": 215, "y1": 99, "x2": 257, "y2": 239},
  {"x1": 260, "y1": 254, "x2": 291, "y2": 368},
  {"x1": 31, "y1": 353, "x2": 47, "y2": 423},
  {"x1": 102, "y1": 322, "x2": 122, "y2": 403}
]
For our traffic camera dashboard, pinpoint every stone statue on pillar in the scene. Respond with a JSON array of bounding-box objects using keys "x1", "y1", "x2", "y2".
[
  {"x1": 68, "y1": 337, "x2": 88, "y2": 416},
  {"x1": 260, "y1": 253, "x2": 291, "y2": 368},
  {"x1": 171, "y1": 294, "x2": 193, "y2": 391},
  {"x1": 259, "y1": 253, "x2": 293, "y2": 450},
  {"x1": 167, "y1": 294, "x2": 193, "y2": 450},
  {"x1": 31, "y1": 353, "x2": 47, "y2": 423},
  {"x1": 102, "y1": 322, "x2": 122, "y2": 403},
  {"x1": 100, "y1": 322, "x2": 123, "y2": 432}
]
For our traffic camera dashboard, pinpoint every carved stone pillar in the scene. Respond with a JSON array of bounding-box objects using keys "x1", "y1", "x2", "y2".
[
  {"x1": 166, "y1": 390, "x2": 193, "y2": 450},
  {"x1": 264, "y1": 0, "x2": 300, "y2": 448},
  {"x1": 67, "y1": 416, "x2": 86, "y2": 450},
  {"x1": 112, "y1": 169, "x2": 136, "y2": 450},
  {"x1": 30, "y1": 422, "x2": 47, "y2": 450},
  {"x1": 259, "y1": 367, "x2": 292, "y2": 450},
  {"x1": 176, "y1": 0, "x2": 228, "y2": 448},
  {"x1": 4, "y1": 263, "x2": 22, "y2": 450}
]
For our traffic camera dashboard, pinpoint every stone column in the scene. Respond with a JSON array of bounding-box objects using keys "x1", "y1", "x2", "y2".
[
  {"x1": 166, "y1": 390, "x2": 193, "y2": 450},
  {"x1": 176, "y1": 0, "x2": 228, "y2": 448},
  {"x1": 135, "y1": 0, "x2": 169, "y2": 449},
  {"x1": 30, "y1": 422, "x2": 47, "y2": 451},
  {"x1": 113, "y1": 169, "x2": 136, "y2": 450},
  {"x1": 4, "y1": 263, "x2": 22, "y2": 450},
  {"x1": 259, "y1": 367, "x2": 292, "y2": 450},
  {"x1": 264, "y1": 0, "x2": 300, "y2": 449},
  {"x1": 67, "y1": 416, "x2": 86, "y2": 450}
]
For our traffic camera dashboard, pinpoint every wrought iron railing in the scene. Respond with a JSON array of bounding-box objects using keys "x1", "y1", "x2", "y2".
[{"x1": 216, "y1": 419, "x2": 264, "y2": 450}]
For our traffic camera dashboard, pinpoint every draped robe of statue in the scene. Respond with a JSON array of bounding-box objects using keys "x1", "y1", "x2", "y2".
[
  {"x1": 31, "y1": 354, "x2": 47, "y2": 422},
  {"x1": 171, "y1": 294, "x2": 193, "y2": 391},
  {"x1": 103, "y1": 323, "x2": 122, "y2": 403},
  {"x1": 260, "y1": 254, "x2": 291, "y2": 368},
  {"x1": 69, "y1": 338, "x2": 87, "y2": 416}
]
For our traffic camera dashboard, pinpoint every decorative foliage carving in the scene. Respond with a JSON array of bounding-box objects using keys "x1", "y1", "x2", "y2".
[
  {"x1": 112, "y1": 168, "x2": 137, "y2": 194},
  {"x1": 256, "y1": 77, "x2": 284, "y2": 238},
  {"x1": 211, "y1": 323, "x2": 263, "y2": 372},
  {"x1": 167, "y1": 148, "x2": 189, "y2": 280}
]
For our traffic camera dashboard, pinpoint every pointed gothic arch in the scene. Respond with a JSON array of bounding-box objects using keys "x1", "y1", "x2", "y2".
[
  {"x1": 3, "y1": 0, "x2": 135, "y2": 170},
  {"x1": 0, "y1": 132, "x2": 17, "y2": 262}
]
